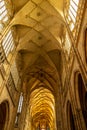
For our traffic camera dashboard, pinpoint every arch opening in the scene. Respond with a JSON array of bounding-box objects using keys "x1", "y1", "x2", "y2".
[
  {"x1": 77, "y1": 74, "x2": 87, "y2": 128},
  {"x1": 67, "y1": 101, "x2": 76, "y2": 130},
  {"x1": 0, "y1": 101, "x2": 9, "y2": 130}
]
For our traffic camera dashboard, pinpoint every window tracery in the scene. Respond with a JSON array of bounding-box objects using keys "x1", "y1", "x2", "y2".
[
  {"x1": 17, "y1": 93, "x2": 23, "y2": 114},
  {"x1": 64, "y1": 0, "x2": 80, "y2": 31},
  {"x1": 2, "y1": 30, "x2": 14, "y2": 57},
  {"x1": 0, "y1": 0, "x2": 15, "y2": 62},
  {"x1": 0, "y1": 0, "x2": 9, "y2": 31},
  {"x1": 15, "y1": 93, "x2": 23, "y2": 127}
]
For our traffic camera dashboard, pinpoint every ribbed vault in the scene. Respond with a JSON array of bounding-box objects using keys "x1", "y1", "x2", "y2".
[
  {"x1": 10, "y1": 0, "x2": 65, "y2": 78},
  {"x1": 11, "y1": 0, "x2": 65, "y2": 129},
  {"x1": 29, "y1": 87, "x2": 55, "y2": 129}
]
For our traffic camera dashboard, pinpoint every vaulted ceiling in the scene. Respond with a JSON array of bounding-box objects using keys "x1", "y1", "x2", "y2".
[
  {"x1": 11, "y1": 0, "x2": 65, "y2": 75},
  {"x1": 10, "y1": 0, "x2": 65, "y2": 128},
  {"x1": 29, "y1": 87, "x2": 55, "y2": 127}
]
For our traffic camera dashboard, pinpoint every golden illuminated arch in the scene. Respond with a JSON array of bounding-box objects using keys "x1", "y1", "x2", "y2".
[{"x1": 29, "y1": 87, "x2": 56, "y2": 128}]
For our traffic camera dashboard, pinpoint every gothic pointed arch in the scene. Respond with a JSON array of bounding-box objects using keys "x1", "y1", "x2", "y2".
[
  {"x1": 74, "y1": 72, "x2": 87, "y2": 128},
  {"x1": 0, "y1": 100, "x2": 9, "y2": 130},
  {"x1": 67, "y1": 101, "x2": 76, "y2": 130}
]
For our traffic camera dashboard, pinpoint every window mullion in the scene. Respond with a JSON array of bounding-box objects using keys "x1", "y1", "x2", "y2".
[
  {"x1": 69, "y1": 9, "x2": 75, "y2": 23},
  {"x1": 70, "y1": 4, "x2": 77, "y2": 16},
  {"x1": 72, "y1": 0, "x2": 79, "y2": 6}
]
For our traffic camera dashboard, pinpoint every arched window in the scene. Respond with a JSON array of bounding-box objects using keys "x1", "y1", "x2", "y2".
[
  {"x1": 64, "y1": 0, "x2": 80, "y2": 31},
  {"x1": 0, "y1": 0, "x2": 9, "y2": 31},
  {"x1": 17, "y1": 93, "x2": 23, "y2": 114},
  {"x1": 15, "y1": 93, "x2": 23, "y2": 127},
  {"x1": 0, "y1": 0, "x2": 13, "y2": 31},
  {"x1": 77, "y1": 74, "x2": 87, "y2": 128},
  {"x1": 2, "y1": 29, "x2": 14, "y2": 57},
  {"x1": 0, "y1": 101, "x2": 9, "y2": 130},
  {"x1": 67, "y1": 101, "x2": 76, "y2": 130},
  {"x1": 0, "y1": 0, "x2": 15, "y2": 62}
]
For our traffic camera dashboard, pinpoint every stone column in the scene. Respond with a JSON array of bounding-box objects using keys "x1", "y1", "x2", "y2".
[
  {"x1": 55, "y1": 92, "x2": 63, "y2": 130},
  {"x1": 24, "y1": 107, "x2": 32, "y2": 130},
  {"x1": 69, "y1": 85, "x2": 87, "y2": 130},
  {"x1": 75, "y1": 108, "x2": 87, "y2": 130}
]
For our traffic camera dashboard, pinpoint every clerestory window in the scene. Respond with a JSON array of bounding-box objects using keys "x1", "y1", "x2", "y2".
[
  {"x1": 0, "y1": 0, "x2": 15, "y2": 62},
  {"x1": 17, "y1": 93, "x2": 23, "y2": 114},
  {"x1": 2, "y1": 30, "x2": 14, "y2": 57},
  {"x1": 15, "y1": 93, "x2": 23, "y2": 127},
  {"x1": 0, "y1": 0, "x2": 9, "y2": 31},
  {"x1": 65, "y1": 0, "x2": 80, "y2": 31}
]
